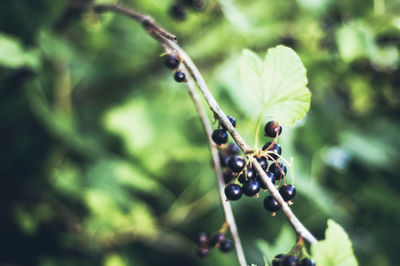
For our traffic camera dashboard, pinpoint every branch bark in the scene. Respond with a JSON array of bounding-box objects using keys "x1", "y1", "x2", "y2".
[
  {"x1": 185, "y1": 72, "x2": 247, "y2": 266},
  {"x1": 89, "y1": 3, "x2": 248, "y2": 265},
  {"x1": 88, "y1": 3, "x2": 318, "y2": 263}
]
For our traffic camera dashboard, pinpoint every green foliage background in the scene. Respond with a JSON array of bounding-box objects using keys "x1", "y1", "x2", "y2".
[{"x1": 1, "y1": 0, "x2": 399, "y2": 265}]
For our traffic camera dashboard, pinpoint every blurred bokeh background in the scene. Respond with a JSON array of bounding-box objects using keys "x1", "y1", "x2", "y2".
[{"x1": 1, "y1": 0, "x2": 399, "y2": 265}]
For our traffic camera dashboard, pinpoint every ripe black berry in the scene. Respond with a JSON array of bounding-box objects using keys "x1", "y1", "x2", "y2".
[
  {"x1": 299, "y1": 258, "x2": 316, "y2": 266},
  {"x1": 281, "y1": 255, "x2": 298, "y2": 266},
  {"x1": 272, "y1": 254, "x2": 284, "y2": 266},
  {"x1": 221, "y1": 115, "x2": 236, "y2": 130},
  {"x1": 226, "y1": 143, "x2": 240, "y2": 155},
  {"x1": 269, "y1": 162, "x2": 287, "y2": 180},
  {"x1": 257, "y1": 171, "x2": 275, "y2": 189},
  {"x1": 238, "y1": 173, "x2": 246, "y2": 183},
  {"x1": 242, "y1": 179, "x2": 260, "y2": 197},
  {"x1": 197, "y1": 246, "x2": 209, "y2": 257},
  {"x1": 263, "y1": 195, "x2": 280, "y2": 212},
  {"x1": 256, "y1": 156, "x2": 268, "y2": 170},
  {"x1": 264, "y1": 121, "x2": 282, "y2": 137},
  {"x1": 219, "y1": 239, "x2": 233, "y2": 253},
  {"x1": 212, "y1": 129, "x2": 228, "y2": 145},
  {"x1": 262, "y1": 142, "x2": 282, "y2": 160},
  {"x1": 197, "y1": 232, "x2": 208, "y2": 245},
  {"x1": 219, "y1": 153, "x2": 231, "y2": 167},
  {"x1": 169, "y1": 4, "x2": 186, "y2": 20},
  {"x1": 164, "y1": 54, "x2": 180, "y2": 69},
  {"x1": 228, "y1": 155, "x2": 246, "y2": 173},
  {"x1": 224, "y1": 183, "x2": 243, "y2": 201},
  {"x1": 279, "y1": 184, "x2": 296, "y2": 201},
  {"x1": 174, "y1": 71, "x2": 186, "y2": 82},
  {"x1": 223, "y1": 169, "x2": 236, "y2": 184},
  {"x1": 246, "y1": 167, "x2": 256, "y2": 179},
  {"x1": 208, "y1": 232, "x2": 225, "y2": 247},
  {"x1": 238, "y1": 167, "x2": 256, "y2": 183},
  {"x1": 225, "y1": 155, "x2": 232, "y2": 167}
]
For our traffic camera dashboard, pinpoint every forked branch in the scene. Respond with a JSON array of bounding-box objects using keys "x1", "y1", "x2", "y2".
[{"x1": 86, "y1": 2, "x2": 318, "y2": 265}]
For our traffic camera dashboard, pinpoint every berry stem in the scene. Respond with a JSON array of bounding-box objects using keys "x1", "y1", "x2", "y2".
[
  {"x1": 219, "y1": 221, "x2": 229, "y2": 233},
  {"x1": 288, "y1": 236, "x2": 304, "y2": 257},
  {"x1": 262, "y1": 150, "x2": 293, "y2": 179}
]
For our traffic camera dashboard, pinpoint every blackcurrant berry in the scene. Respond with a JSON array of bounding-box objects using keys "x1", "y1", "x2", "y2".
[
  {"x1": 242, "y1": 179, "x2": 260, "y2": 197},
  {"x1": 272, "y1": 254, "x2": 284, "y2": 266},
  {"x1": 246, "y1": 167, "x2": 256, "y2": 179},
  {"x1": 281, "y1": 255, "x2": 298, "y2": 266},
  {"x1": 262, "y1": 142, "x2": 282, "y2": 160},
  {"x1": 221, "y1": 115, "x2": 236, "y2": 130},
  {"x1": 238, "y1": 173, "x2": 246, "y2": 183},
  {"x1": 219, "y1": 239, "x2": 233, "y2": 253},
  {"x1": 269, "y1": 163, "x2": 287, "y2": 180},
  {"x1": 219, "y1": 153, "x2": 231, "y2": 167},
  {"x1": 223, "y1": 169, "x2": 236, "y2": 184},
  {"x1": 264, "y1": 121, "x2": 282, "y2": 137},
  {"x1": 238, "y1": 167, "x2": 256, "y2": 183},
  {"x1": 256, "y1": 156, "x2": 268, "y2": 170},
  {"x1": 263, "y1": 195, "x2": 280, "y2": 212},
  {"x1": 226, "y1": 143, "x2": 240, "y2": 155},
  {"x1": 279, "y1": 184, "x2": 296, "y2": 201},
  {"x1": 197, "y1": 232, "x2": 208, "y2": 245},
  {"x1": 228, "y1": 155, "x2": 246, "y2": 173},
  {"x1": 169, "y1": 4, "x2": 186, "y2": 20},
  {"x1": 208, "y1": 232, "x2": 225, "y2": 247},
  {"x1": 174, "y1": 71, "x2": 186, "y2": 82},
  {"x1": 164, "y1": 54, "x2": 180, "y2": 69},
  {"x1": 224, "y1": 183, "x2": 242, "y2": 201},
  {"x1": 225, "y1": 156, "x2": 233, "y2": 168},
  {"x1": 257, "y1": 171, "x2": 275, "y2": 189},
  {"x1": 197, "y1": 246, "x2": 209, "y2": 257},
  {"x1": 212, "y1": 129, "x2": 228, "y2": 145},
  {"x1": 299, "y1": 258, "x2": 316, "y2": 266}
]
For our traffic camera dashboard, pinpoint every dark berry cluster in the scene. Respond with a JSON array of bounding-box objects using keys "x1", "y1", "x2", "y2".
[
  {"x1": 261, "y1": 121, "x2": 297, "y2": 214},
  {"x1": 219, "y1": 143, "x2": 240, "y2": 184},
  {"x1": 219, "y1": 121, "x2": 296, "y2": 215},
  {"x1": 196, "y1": 231, "x2": 233, "y2": 258},
  {"x1": 272, "y1": 254, "x2": 315, "y2": 266},
  {"x1": 169, "y1": 0, "x2": 205, "y2": 21},
  {"x1": 224, "y1": 161, "x2": 262, "y2": 201},
  {"x1": 211, "y1": 115, "x2": 236, "y2": 145},
  {"x1": 163, "y1": 54, "x2": 186, "y2": 83}
]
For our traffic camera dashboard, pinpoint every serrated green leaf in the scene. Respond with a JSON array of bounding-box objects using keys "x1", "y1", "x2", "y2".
[
  {"x1": 311, "y1": 219, "x2": 358, "y2": 266},
  {"x1": 239, "y1": 46, "x2": 311, "y2": 125}
]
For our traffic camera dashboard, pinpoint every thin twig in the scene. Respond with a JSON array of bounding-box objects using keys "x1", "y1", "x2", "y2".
[
  {"x1": 91, "y1": 3, "x2": 248, "y2": 265},
  {"x1": 89, "y1": 2, "x2": 317, "y2": 257},
  {"x1": 185, "y1": 71, "x2": 247, "y2": 266}
]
